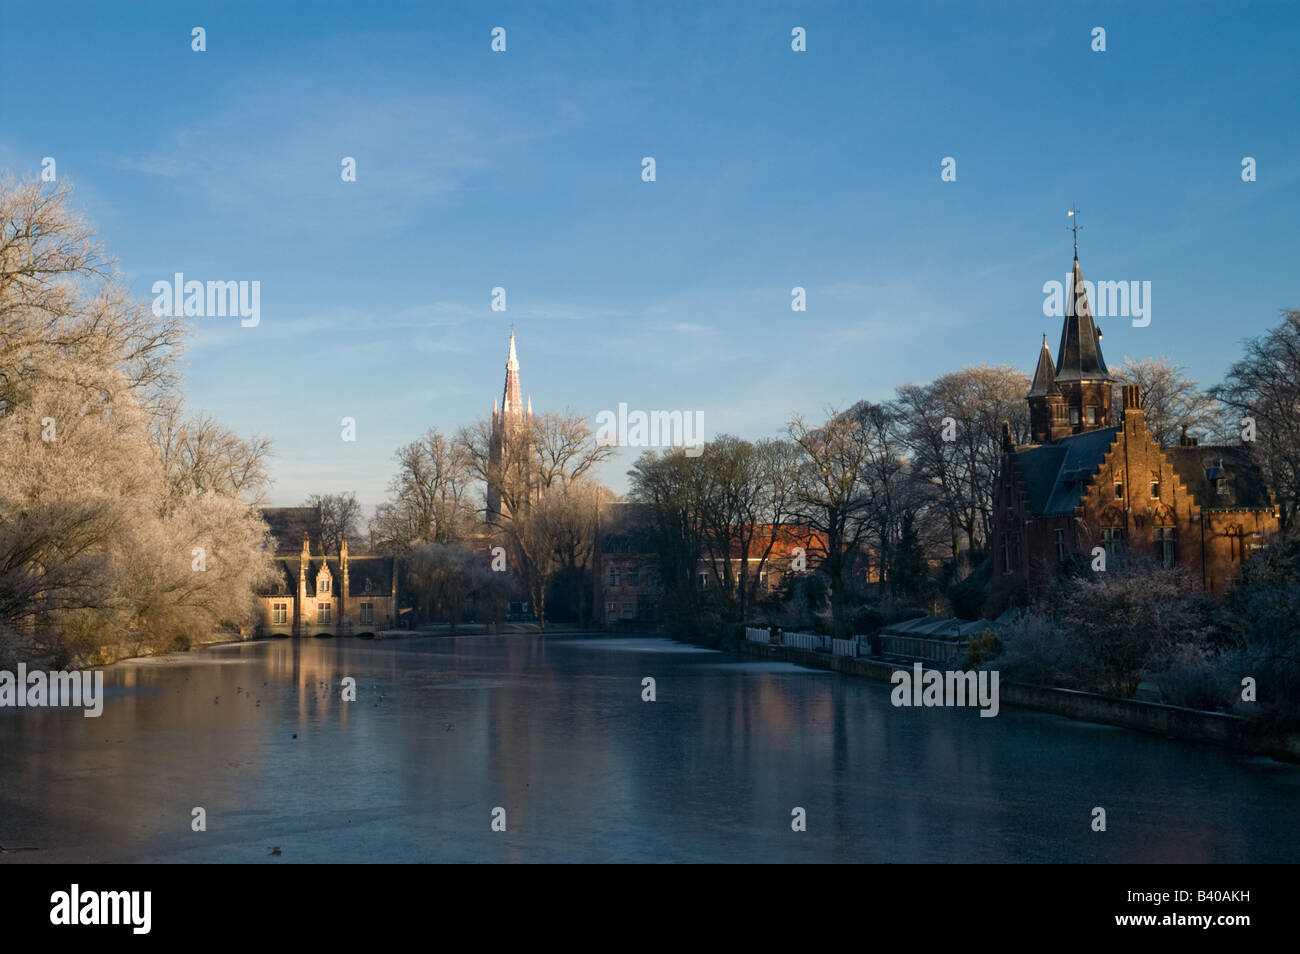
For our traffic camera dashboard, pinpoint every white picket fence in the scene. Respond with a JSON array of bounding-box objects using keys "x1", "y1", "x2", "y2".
[
  {"x1": 832, "y1": 638, "x2": 858, "y2": 658},
  {"x1": 781, "y1": 631, "x2": 822, "y2": 651},
  {"x1": 745, "y1": 628, "x2": 859, "y2": 656},
  {"x1": 747, "y1": 625, "x2": 967, "y2": 663}
]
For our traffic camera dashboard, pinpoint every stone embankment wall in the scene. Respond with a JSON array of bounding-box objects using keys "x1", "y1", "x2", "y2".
[{"x1": 738, "y1": 640, "x2": 1300, "y2": 763}]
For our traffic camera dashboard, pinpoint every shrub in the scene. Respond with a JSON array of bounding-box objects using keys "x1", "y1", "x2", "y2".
[
  {"x1": 1042, "y1": 559, "x2": 1212, "y2": 698},
  {"x1": 853, "y1": 605, "x2": 886, "y2": 634},
  {"x1": 963, "y1": 630, "x2": 1003, "y2": 667},
  {"x1": 991, "y1": 609, "x2": 1087, "y2": 689},
  {"x1": 1221, "y1": 534, "x2": 1300, "y2": 729},
  {"x1": 1152, "y1": 644, "x2": 1240, "y2": 713}
]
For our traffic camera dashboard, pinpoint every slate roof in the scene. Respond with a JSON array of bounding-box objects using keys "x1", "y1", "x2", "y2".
[
  {"x1": 1011, "y1": 428, "x2": 1275, "y2": 519},
  {"x1": 882, "y1": 615, "x2": 1010, "y2": 639},
  {"x1": 1027, "y1": 336, "x2": 1060, "y2": 397},
  {"x1": 261, "y1": 561, "x2": 297, "y2": 597},
  {"x1": 255, "y1": 555, "x2": 395, "y2": 597},
  {"x1": 347, "y1": 557, "x2": 396, "y2": 597},
  {"x1": 1055, "y1": 255, "x2": 1113, "y2": 384},
  {"x1": 261, "y1": 507, "x2": 322, "y2": 555},
  {"x1": 1165, "y1": 446, "x2": 1274, "y2": 511},
  {"x1": 1013, "y1": 427, "x2": 1118, "y2": 516}
]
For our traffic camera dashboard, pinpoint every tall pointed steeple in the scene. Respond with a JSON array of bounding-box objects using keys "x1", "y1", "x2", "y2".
[
  {"x1": 501, "y1": 331, "x2": 523, "y2": 421},
  {"x1": 1055, "y1": 253, "x2": 1111, "y2": 384},
  {"x1": 487, "y1": 330, "x2": 530, "y2": 523},
  {"x1": 1026, "y1": 232, "x2": 1115, "y2": 443}
]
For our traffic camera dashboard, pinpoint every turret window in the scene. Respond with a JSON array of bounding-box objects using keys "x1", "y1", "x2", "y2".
[
  {"x1": 1070, "y1": 407, "x2": 1081, "y2": 425},
  {"x1": 1150, "y1": 482, "x2": 1160, "y2": 498},
  {"x1": 1086, "y1": 406, "x2": 1097, "y2": 425},
  {"x1": 1115, "y1": 482, "x2": 1124, "y2": 499}
]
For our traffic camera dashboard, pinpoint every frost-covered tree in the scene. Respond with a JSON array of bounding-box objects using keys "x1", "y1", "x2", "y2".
[{"x1": 0, "y1": 173, "x2": 274, "y2": 665}]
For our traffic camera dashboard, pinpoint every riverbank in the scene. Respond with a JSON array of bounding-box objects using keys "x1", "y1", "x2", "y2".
[{"x1": 738, "y1": 639, "x2": 1300, "y2": 764}]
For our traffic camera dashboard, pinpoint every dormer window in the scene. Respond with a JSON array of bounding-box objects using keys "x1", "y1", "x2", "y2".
[
  {"x1": 1207, "y1": 460, "x2": 1229, "y2": 496},
  {"x1": 1115, "y1": 482, "x2": 1124, "y2": 499},
  {"x1": 319, "y1": 577, "x2": 330, "y2": 593}
]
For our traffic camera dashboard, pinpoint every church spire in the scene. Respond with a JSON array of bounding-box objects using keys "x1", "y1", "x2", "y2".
[
  {"x1": 1054, "y1": 247, "x2": 1111, "y2": 384},
  {"x1": 501, "y1": 331, "x2": 523, "y2": 420},
  {"x1": 1026, "y1": 213, "x2": 1115, "y2": 443}
]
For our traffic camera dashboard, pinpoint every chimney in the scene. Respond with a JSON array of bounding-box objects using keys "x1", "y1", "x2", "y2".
[
  {"x1": 1179, "y1": 424, "x2": 1199, "y2": 447},
  {"x1": 338, "y1": 540, "x2": 348, "y2": 631},
  {"x1": 298, "y1": 531, "x2": 310, "y2": 636},
  {"x1": 1122, "y1": 384, "x2": 1143, "y2": 413}
]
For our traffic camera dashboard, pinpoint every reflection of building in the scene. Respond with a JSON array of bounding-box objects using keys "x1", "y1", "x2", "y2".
[
  {"x1": 993, "y1": 250, "x2": 1278, "y2": 594},
  {"x1": 487, "y1": 331, "x2": 534, "y2": 523},
  {"x1": 256, "y1": 508, "x2": 399, "y2": 636}
]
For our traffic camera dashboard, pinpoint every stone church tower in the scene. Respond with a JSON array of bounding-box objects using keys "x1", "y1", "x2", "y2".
[
  {"x1": 1027, "y1": 251, "x2": 1115, "y2": 443},
  {"x1": 487, "y1": 331, "x2": 534, "y2": 522}
]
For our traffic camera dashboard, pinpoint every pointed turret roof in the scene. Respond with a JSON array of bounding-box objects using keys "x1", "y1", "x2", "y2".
[
  {"x1": 1055, "y1": 253, "x2": 1112, "y2": 383},
  {"x1": 1028, "y1": 334, "x2": 1060, "y2": 397}
]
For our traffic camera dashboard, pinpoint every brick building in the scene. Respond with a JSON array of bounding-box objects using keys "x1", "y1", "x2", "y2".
[
  {"x1": 993, "y1": 251, "x2": 1277, "y2": 594},
  {"x1": 255, "y1": 507, "x2": 400, "y2": 636},
  {"x1": 592, "y1": 502, "x2": 841, "y2": 626},
  {"x1": 593, "y1": 502, "x2": 664, "y2": 626}
]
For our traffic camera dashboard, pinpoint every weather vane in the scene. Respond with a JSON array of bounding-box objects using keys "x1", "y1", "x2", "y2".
[{"x1": 1067, "y1": 205, "x2": 1082, "y2": 252}]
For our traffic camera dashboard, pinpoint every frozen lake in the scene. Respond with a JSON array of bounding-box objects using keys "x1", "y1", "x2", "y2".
[{"x1": 1, "y1": 634, "x2": 1296, "y2": 862}]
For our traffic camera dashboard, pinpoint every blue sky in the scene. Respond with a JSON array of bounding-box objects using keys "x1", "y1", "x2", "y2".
[{"x1": 3, "y1": 1, "x2": 1297, "y2": 508}]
